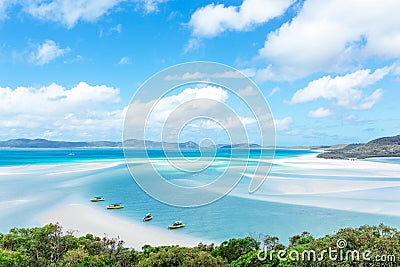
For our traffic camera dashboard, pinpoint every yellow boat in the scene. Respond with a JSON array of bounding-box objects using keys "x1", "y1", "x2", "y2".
[
  {"x1": 106, "y1": 203, "x2": 124, "y2": 209},
  {"x1": 143, "y1": 213, "x2": 153, "y2": 222},
  {"x1": 168, "y1": 221, "x2": 185, "y2": 229},
  {"x1": 90, "y1": 196, "x2": 105, "y2": 202}
]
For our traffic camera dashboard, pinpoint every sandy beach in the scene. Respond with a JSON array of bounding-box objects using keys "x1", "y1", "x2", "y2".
[
  {"x1": 1, "y1": 151, "x2": 399, "y2": 248},
  {"x1": 0, "y1": 161, "x2": 124, "y2": 176},
  {"x1": 40, "y1": 204, "x2": 209, "y2": 250},
  {"x1": 235, "y1": 153, "x2": 400, "y2": 216},
  {"x1": 273, "y1": 153, "x2": 400, "y2": 177}
]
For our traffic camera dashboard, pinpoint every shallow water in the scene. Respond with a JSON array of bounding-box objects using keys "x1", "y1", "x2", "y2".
[{"x1": 0, "y1": 148, "x2": 399, "y2": 245}]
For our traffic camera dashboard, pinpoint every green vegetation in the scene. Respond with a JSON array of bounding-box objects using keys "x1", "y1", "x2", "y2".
[
  {"x1": 318, "y1": 134, "x2": 400, "y2": 159},
  {"x1": 0, "y1": 223, "x2": 399, "y2": 266}
]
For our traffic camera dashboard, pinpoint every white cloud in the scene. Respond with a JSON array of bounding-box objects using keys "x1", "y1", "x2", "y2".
[
  {"x1": 124, "y1": 86, "x2": 269, "y2": 143},
  {"x1": 148, "y1": 86, "x2": 229, "y2": 125},
  {"x1": 290, "y1": 66, "x2": 390, "y2": 110},
  {"x1": 183, "y1": 38, "x2": 201, "y2": 53},
  {"x1": 0, "y1": 82, "x2": 123, "y2": 140},
  {"x1": 393, "y1": 62, "x2": 400, "y2": 76},
  {"x1": 1, "y1": 1, "x2": 165, "y2": 27},
  {"x1": 238, "y1": 86, "x2": 257, "y2": 97},
  {"x1": 164, "y1": 71, "x2": 244, "y2": 81},
  {"x1": 268, "y1": 87, "x2": 280, "y2": 97},
  {"x1": 275, "y1": 117, "x2": 292, "y2": 131},
  {"x1": 110, "y1": 23, "x2": 122, "y2": 34},
  {"x1": 344, "y1": 114, "x2": 357, "y2": 121},
  {"x1": 308, "y1": 107, "x2": 333, "y2": 118},
  {"x1": 118, "y1": 56, "x2": 131, "y2": 64},
  {"x1": 30, "y1": 40, "x2": 70, "y2": 65},
  {"x1": 353, "y1": 88, "x2": 383, "y2": 110},
  {"x1": 136, "y1": 0, "x2": 166, "y2": 14},
  {"x1": 257, "y1": 0, "x2": 400, "y2": 80},
  {"x1": 213, "y1": 70, "x2": 244, "y2": 79},
  {"x1": 189, "y1": 115, "x2": 256, "y2": 132},
  {"x1": 238, "y1": 116, "x2": 257, "y2": 126},
  {"x1": 125, "y1": 86, "x2": 232, "y2": 142},
  {"x1": 25, "y1": 0, "x2": 122, "y2": 28},
  {"x1": 164, "y1": 71, "x2": 207, "y2": 81},
  {"x1": 0, "y1": 0, "x2": 14, "y2": 20},
  {"x1": 239, "y1": 68, "x2": 257, "y2": 78},
  {"x1": 188, "y1": 0, "x2": 293, "y2": 37},
  {"x1": 0, "y1": 82, "x2": 120, "y2": 115}
]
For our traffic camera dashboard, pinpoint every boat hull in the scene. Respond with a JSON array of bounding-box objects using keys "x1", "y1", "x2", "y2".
[
  {"x1": 143, "y1": 216, "x2": 153, "y2": 222},
  {"x1": 90, "y1": 198, "x2": 105, "y2": 202},
  {"x1": 107, "y1": 205, "x2": 124, "y2": 209},
  {"x1": 168, "y1": 224, "x2": 185, "y2": 229}
]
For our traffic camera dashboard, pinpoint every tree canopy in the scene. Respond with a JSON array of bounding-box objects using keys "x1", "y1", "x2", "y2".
[{"x1": 0, "y1": 223, "x2": 398, "y2": 266}]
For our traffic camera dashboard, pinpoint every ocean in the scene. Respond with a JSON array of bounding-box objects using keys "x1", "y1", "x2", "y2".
[{"x1": 1, "y1": 148, "x2": 399, "y2": 245}]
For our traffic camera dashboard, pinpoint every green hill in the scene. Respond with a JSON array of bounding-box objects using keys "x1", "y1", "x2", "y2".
[{"x1": 318, "y1": 134, "x2": 400, "y2": 159}]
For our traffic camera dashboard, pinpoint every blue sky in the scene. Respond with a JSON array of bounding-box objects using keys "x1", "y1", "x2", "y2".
[{"x1": 0, "y1": 0, "x2": 399, "y2": 146}]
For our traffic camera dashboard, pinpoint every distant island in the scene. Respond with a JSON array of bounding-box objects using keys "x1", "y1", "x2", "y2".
[
  {"x1": 0, "y1": 138, "x2": 261, "y2": 149},
  {"x1": 3, "y1": 135, "x2": 400, "y2": 159},
  {"x1": 0, "y1": 138, "x2": 122, "y2": 148},
  {"x1": 318, "y1": 134, "x2": 400, "y2": 159}
]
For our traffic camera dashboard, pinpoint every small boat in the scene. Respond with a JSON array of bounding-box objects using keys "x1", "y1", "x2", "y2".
[
  {"x1": 106, "y1": 203, "x2": 124, "y2": 209},
  {"x1": 90, "y1": 196, "x2": 105, "y2": 202},
  {"x1": 168, "y1": 220, "x2": 185, "y2": 229},
  {"x1": 143, "y1": 213, "x2": 153, "y2": 222}
]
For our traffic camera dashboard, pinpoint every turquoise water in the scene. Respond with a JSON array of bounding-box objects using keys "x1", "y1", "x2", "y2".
[
  {"x1": 1, "y1": 148, "x2": 399, "y2": 245},
  {"x1": 0, "y1": 148, "x2": 309, "y2": 166}
]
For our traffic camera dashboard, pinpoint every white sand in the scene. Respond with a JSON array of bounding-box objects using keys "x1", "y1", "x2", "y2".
[
  {"x1": 7, "y1": 153, "x2": 400, "y2": 248},
  {"x1": 39, "y1": 204, "x2": 208, "y2": 250},
  {"x1": 273, "y1": 153, "x2": 400, "y2": 177},
  {"x1": 244, "y1": 153, "x2": 400, "y2": 194},
  {"x1": 234, "y1": 153, "x2": 400, "y2": 216},
  {"x1": 0, "y1": 161, "x2": 124, "y2": 176}
]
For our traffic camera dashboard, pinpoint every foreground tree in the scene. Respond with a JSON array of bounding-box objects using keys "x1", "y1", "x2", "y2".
[
  {"x1": 212, "y1": 237, "x2": 260, "y2": 263},
  {"x1": 0, "y1": 249, "x2": 30, "y2": 267},
  {"x1": 138, "y1": 245, "x2": 226, "y2": 267},
  {"x1": 0, "y1": 223, "x2": 399, "y2": 266}
]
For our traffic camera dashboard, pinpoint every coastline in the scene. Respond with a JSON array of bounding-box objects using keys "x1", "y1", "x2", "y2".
[
  {"x1": 235, "y1": 153, "x2": 400, "y2": 216},
  {"x1": 39, "y1": 204, "x2": 210, "y2": 250},
  {"x1": 1, "y1": 149, "x2": 400, "y2": 248},
  {"x1": 273, "y1": 152, "x2": 400, "y2": 177}
]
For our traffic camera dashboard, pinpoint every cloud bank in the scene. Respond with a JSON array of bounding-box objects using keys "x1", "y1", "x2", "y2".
[
  {"x1": 290, "y1": 66, "x2": 390, "y2": 110},
  {"x1": 256, "y1": 0, "x2": 400, "y2": 80},
  {"x1": 188, "y1": 0, "x2": 293, "y2": 37},
  {"x1": 0, "y1": 82, "x2": 123, "y2": 140},
  {"x1": 1, "y1": 0, "x2": 166, "y2": 27}
]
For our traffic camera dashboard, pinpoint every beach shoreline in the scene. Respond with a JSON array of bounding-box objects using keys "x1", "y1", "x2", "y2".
[
  {"x1": 234, "y1": 153, "x2": 400, "y2": 216},
  {"x1": 39, "y1": 203, "x2": 211, "y2": 250},
  {"x1": 1, "y1": 150, "x2": 400, "y2": 248},
  {"x1": 274, "y1": 152, "x2": 400, "y2": 176}
]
